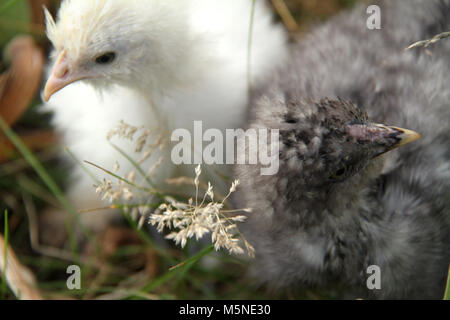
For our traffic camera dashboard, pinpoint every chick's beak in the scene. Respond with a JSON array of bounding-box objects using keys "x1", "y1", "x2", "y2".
[
  {"x1": 44, "y1": 50, "x2": 88, "y2": 102},
  {"x1": 371, "y1": 124, "x2": 421, "y2": 158},
  {"x1": 348, "y1": 123, "x2": 421, "y2": 157},
  {"x1": 384, "y1": 125, "x2": 421, "y2": 148}
]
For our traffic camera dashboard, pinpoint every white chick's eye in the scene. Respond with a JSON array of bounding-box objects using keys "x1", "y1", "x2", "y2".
[{"x1": 95, "y1": 52, "x2": 116, "y2": 65}]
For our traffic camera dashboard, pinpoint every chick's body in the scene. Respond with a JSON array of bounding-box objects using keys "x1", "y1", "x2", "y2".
[
  {"x1": 236, "y1": 0, "x2": 450, "y2": 299},
  {"x1": 43, "y1": 0, "x2": 287, "y2": 229}
]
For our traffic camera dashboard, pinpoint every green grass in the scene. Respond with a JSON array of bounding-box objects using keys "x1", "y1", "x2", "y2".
[
  {"x1": 0, "y1": 0, "x2": 30, "y2": 48},
  {"x1": 444, "y1": 267, "x2": 450, "y2": 300},
  {"x1": 0, "y1": 115, "x2": 84, "y2": 261},
  {"x1": 1, "y1": 210, "x2": 8, "y2": 299},
  {"x1": 143, "y1": 245, "x2": 214, "y2": 294}
]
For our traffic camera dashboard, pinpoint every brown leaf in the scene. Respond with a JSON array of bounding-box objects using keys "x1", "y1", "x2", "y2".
[
  {"x1": 0, "y1": 36, "x2": 44, "y2": 127},
  {"x1": 0, "y1": 130, "x2": 57, "y2": 163},
  {"x1": 0, "y1": 234, "x2": 43, "y2": 300}
]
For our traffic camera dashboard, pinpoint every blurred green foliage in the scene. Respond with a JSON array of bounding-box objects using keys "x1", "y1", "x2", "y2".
[{"x1": 0, "y1": 0, "x2": 31, "y2": 48}]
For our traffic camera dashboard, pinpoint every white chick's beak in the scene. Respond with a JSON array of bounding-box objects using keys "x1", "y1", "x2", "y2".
[{"x1": 44, "y1": 50, "x2": 88, "y2": 102}]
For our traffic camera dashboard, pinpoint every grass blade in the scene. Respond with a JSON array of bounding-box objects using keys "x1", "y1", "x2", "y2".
[
  {"x1": 444, "y1": 266, "x2": 450, "y2": 300},
  {"x1": 0, "y1": 115, "x2": 100, "y2": 260},
  {"x1": 65, "y1": 147, "x2": 100, "y2": 184},
  {"x1": 110, "y1": 143, "x2": 156, "y2": 189},
  {"x1": 1, "y1": 210, "x2": 8, "y2": 299},
  {"x1": 143, "y1": 245, "x2": 214, "y2": 293}
]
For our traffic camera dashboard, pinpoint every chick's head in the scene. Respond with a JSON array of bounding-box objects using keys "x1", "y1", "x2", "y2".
[
  {"x1": 43, "y1": 0, "x2": 191, "y2": 101},
  {"x1": 274, "y1": 98, "x2": 420, "y2": 199}
]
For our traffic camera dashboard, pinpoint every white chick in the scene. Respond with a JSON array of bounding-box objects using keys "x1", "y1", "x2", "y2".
[{"x1": 42, "y1": 0, "x2": 287, "y2": 230}]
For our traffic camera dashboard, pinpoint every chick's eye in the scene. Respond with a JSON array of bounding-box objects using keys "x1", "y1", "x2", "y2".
[
  {"x1": 95, "y1": 52, "x2": 116, "y2": 65},
  {"x1": 331, "y1": 166, "x2": 348, "y2": 179}
]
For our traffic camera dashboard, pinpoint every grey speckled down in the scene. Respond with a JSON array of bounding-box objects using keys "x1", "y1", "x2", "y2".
[{"x1": 235, "y1": 0, "x2": 450, "y2": 299}]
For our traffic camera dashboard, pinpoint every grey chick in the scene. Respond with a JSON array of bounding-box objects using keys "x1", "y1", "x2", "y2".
[{"x1": 235, "y1": 0, "x2": 450, "y2": 299}]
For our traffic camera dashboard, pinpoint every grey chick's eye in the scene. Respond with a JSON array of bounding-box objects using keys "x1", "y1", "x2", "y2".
[
  {"x1": 95, "y1": 52, "x2": 116, "y2": 65},
  {"x1": 331, "y1": 166, "x2": 348, "y2": 180}
]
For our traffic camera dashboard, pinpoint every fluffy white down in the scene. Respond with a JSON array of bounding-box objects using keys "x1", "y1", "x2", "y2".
[{"x1": 42, "y1": 0, "x2": 288, "y2": 230}]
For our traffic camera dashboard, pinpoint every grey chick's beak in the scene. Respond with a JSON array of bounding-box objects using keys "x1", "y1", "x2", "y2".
[
  {"x1": 347, "y1": 123, "x2": 421, "y2": 158},
  {"x1": 382, "y1": 125, "x2": 421, "y2": 148}
]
